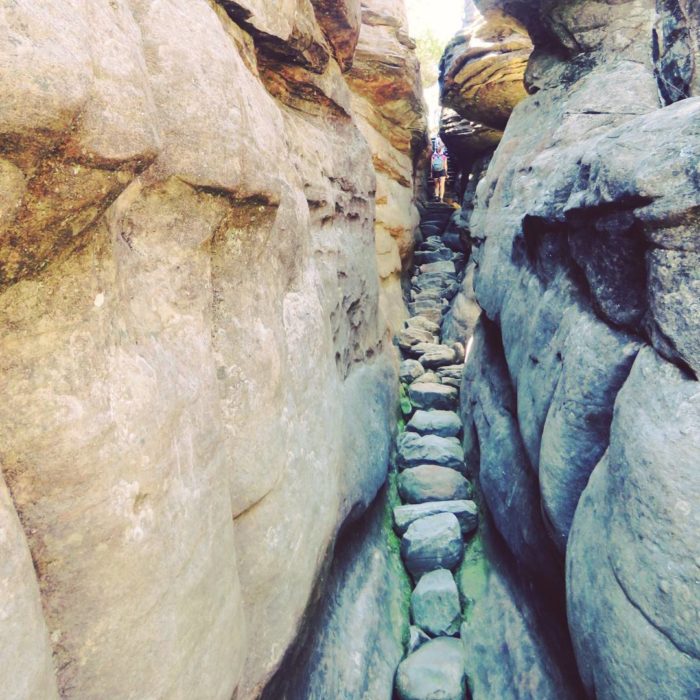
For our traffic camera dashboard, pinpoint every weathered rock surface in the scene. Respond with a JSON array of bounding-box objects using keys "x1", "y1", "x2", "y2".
[
  {"x1": 395, "y1": 637, "x2": 467, "y2": 700},
  {"x1": 461, "y1": 319, "x2": 559, "y2": 580},
  {"x1": 440, "y1": 8, "x2": 532, "y2": 130},
  {"x1": 393, "y1": 500, "x2": 478, "y2": 536},
  {"x1": 568, "y1": 348, "x2": 700, "y2": 699},
  {"x1": 0, "y1": 0, "x2": 426, "y2": 697},
  {"x1": 401, "y1": 513, "x2": 465, "y2": 579},
  {"x1": 262, "y1": 486, "x2": 411, "y2": 700},
  {"x1": 451, "y1": 0, "x2": 700, "y2": 696},
  {"x1": 398, "y1": 465, "x2": 472, "y2": 505},
  {"x1": 458, "y1": 524, "x2": 584, "y2": 700},
  {"x1": 346, "y1": 0, "x2": 428, "y2": 331},
  {"x1": 410, "y1": 568, "x2": 461, "y2": 637}
]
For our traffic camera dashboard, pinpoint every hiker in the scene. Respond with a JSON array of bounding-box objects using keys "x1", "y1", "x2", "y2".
[{"x1": 431, "y1": 143, "x2": 448, "y2": 201}]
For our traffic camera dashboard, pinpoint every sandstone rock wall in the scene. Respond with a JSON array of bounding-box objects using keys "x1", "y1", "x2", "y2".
[
  {"x1": 0, "y1": 1, "x2": 425, "y2": 698},
  {"x1": 446, "y1": 0, "x2": 700, "y2": 697}
]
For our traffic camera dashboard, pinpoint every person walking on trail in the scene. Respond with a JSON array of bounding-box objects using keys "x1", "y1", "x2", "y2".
[{"x1": 431, "y1": 144, "x2": 448, "y2": 202}]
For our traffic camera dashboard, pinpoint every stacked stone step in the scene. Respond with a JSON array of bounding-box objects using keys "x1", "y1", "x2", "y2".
[{"x1": 393, "y1": 203, "x2": 476, "y2": 700}]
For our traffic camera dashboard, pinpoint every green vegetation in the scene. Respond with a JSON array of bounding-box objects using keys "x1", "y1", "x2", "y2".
[{"x1": 414, "y1": 29, "x2": 444, "y2": 88}]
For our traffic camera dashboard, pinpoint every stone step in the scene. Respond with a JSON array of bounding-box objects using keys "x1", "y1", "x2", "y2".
[
  {"x1": 397, "y1": 433, "x2": 465, "y2": 471},
  {"x1": 395, "y1": 637, "x2": 466, "y2": 700},
  {"x1": 400, "y1": 359, "x2": 425, "y2": 384},
  {"x1": 393, "y1": 499, "x2": 478, "y2": 536},
  {"x1": 398, "y1": 465, "x2": 471, "y2": 504},
  {"x1": 414, "y1": 343, "x2": 457, "y2": 368},
  {"x1": 410, "y1": 568, "x2": 461, "y2": 637},
  {"x1": 411, "y1": 371, "x2": 442, "y2": 386},
  {"x1": 397, "y1": 327, "x2": 437, "y2": 352},
  {"x1": 400, "y1": 512, "x2": 464, "y2": 579},
  {"x1": 406, "y1": 410, "x2": 462, "y2": 437},
  {"x1": 408, "y1": 307, "x2": 444, "y2": 325},
  {"x1": 405, "y1": 316, "x2": 441, "y2": 335},
  {"x1": 408, "y1": 383, "x2": 458, "y2": 411}
]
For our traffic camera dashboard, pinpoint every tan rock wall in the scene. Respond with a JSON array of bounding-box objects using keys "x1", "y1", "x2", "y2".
[{"x1": 0, "y1": 1, "x2": 425, "y2": 697}]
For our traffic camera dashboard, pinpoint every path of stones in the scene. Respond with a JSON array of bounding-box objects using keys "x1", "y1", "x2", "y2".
[{"x1": 393, "y1": 201, "x2": 476, "y2": 700}]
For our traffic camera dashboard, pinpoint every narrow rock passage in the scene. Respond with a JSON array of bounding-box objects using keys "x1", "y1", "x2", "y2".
[{"x1": 392, "y1": 201, "x2": 477, "y2": 700}]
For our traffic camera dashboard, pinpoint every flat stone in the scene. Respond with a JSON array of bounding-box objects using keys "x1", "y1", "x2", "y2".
[
  {"x1": 416, "y1": 344, "x2": 458, "y2": 369},
  {"x1": 437, "y1": 365, "x2": 464, "y2": 380},
  {"x1": 411, "y1": 290, "x2": 444, "y2": 304},
  {"x1": 414, "y1": 248, "x2": 454, "y2": 265},
  {"x1": 413, "y1": 272, "x2": 458, "y2": 292},
  {"x1": 411, "y1": 371, "x2": 441, "y2": 385},
  {"x1": 397, "y1": 327, "x2": 436, "y2": 351},
  {"x1": 440, "y1": 376, "x2": 462, "y2": 389},
  {"x1": 409, "y1": 300, "x2": 447, "y2": 317},
  {"x1": 408, "y1": 383, "x2": 458, "y2": 411},
  {"x1": 398, "y1": 465, "x2": 471, "y2": 504},
  {"x1": 400, "y1": 360, "x2": 425, "y2": 384},
  {"x1": 406, "y1": 316, "x2": 441, "y2": 335},
  {"x1": 407, "y1": 625, "x2": 431, "y2": 654},
  {"x1": 394, "y1": 500, "x2": 478, "y2": 536},
  {"x1": 406, "y1": 410, "x2": 462, "y2": 437},
  {"x1": 397, "y1": 433, "x2": 465, "y2": 471},
  {"x1": 411, "y1": 569, "x2": 461, "y2": 637},
  {"x1": 410, "y1": 307, "x2": 443, "y2": 324},
  {"x1": 420, "y1": 260, "x2": 456, "y2": 275},
  {"x1": 400, "y1": 513, "x2": 464, "y2": 579}
]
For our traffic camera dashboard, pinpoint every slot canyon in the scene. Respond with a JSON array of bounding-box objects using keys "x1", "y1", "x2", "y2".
[{"x1": 0, "y1": 1, "x2": 698, "y2": 699}]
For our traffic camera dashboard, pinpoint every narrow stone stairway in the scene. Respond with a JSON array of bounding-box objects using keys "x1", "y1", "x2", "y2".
[{"x1": 392, "y1": 202, "x2": 476, "y2": 700}]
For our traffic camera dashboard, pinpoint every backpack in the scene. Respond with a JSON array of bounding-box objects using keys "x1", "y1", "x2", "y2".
[{"x1": 431, "y1": 152, "x2": 445, "y2": 171}]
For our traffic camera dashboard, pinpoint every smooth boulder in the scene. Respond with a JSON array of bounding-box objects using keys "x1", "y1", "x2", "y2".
[
  {"x1": 411, "y1": 569, "x2": 461, "y2": 637},
  {"x1": 395, "y1": 637, "x2": 466, "y2": 700},
  {"x1": 400, "y1": 513, "x2": 464, "y2": 578},
  {"x1": 398, "y1": 466, "x2": 471, "y2": 504}
]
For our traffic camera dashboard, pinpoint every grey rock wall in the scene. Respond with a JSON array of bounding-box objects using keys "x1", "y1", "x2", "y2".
[{"x1": 451, "y1": 0, "x2": 700, "y2": 696}]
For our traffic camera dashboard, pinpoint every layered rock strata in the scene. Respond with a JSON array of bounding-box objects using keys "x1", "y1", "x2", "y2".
[
  {"x1": 347, "y1": 0, "x2": 429, "y2": 331},
  {"x1": 450, "y1": 0, "x2": 700, "y2": 697},
  {"x1": 0, "y1": 1, "x2": 425, "y2": 698},
  {"x1": 439, "y1": 7, "x2": 532, "y2": 159}
]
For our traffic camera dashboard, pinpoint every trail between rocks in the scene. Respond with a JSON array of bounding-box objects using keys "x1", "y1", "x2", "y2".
[{"x1": 391, "y1": 201, "x2": 479, "y2": 700}]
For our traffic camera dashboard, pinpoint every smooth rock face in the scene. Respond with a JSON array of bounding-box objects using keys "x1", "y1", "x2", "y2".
[
  {"x1": 458, "y1": 523, "x2": 584, "y2": 700},
  {"x1": 397, "y1": 432, "x2": 465, "y2": 471},
  {"x1": 262, "y1": 487, "x2": 410, "y2": 700},
  {"x1": 0, "y1": 0, "x2": 425, "y2": 697},
  {"x1": 401, "y1": 513, "x2": 465, "y2": 579},
  {"x1": 406, "y1": 410, "x2": 462, "y2": 437},
  {"x1": 411, "y1": 569, "x2": 461, "y2": 637},
  {"x1": 462, "y1": 320, "x2": 559, "y2": 580},
  {"x1": 568, "y1": 348, "x2": 700, "y2": 699},
  {"x1": 394, "y1": 500, "x2": 478, "y2": 536},
  {"x1": 398, "y1": 466, "x2": 472, "y2": 505},
  {"x1": 454, "y1": 0, "x2": 700, "y2": 696},
  {"x1": 395, "y1": 637, "x2": 466, "y2": 700}
]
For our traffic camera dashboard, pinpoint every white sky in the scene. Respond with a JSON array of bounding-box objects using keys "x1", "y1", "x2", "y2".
[
  {"x1": 405, "y1": 0, "x2": 467, "y2": 132},
  {"x1": 405, "y1": 0, "x2": 466, "y2": 43}
]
